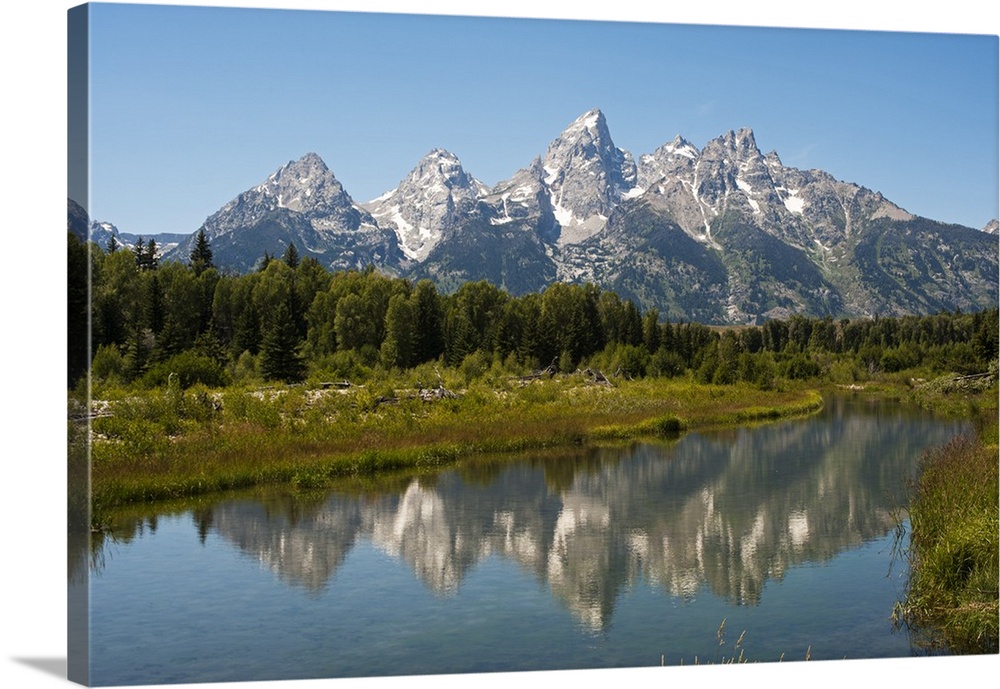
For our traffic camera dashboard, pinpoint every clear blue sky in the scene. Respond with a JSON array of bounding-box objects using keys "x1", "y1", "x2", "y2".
[{"x1": 80, "y1": 1, "x2": 999, "y2": 235}]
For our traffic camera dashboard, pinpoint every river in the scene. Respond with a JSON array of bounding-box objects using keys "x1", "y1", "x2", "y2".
[{"x1": 77, "y1": 395, "x2": 969, "y2": 685}]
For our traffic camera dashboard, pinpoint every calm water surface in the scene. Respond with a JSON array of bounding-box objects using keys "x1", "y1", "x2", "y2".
[{"x1": 82, "y1": 396, "x2": 969, "y2": 685}]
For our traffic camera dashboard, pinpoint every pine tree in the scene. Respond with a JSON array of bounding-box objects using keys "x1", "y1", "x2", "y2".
[
  {"x1": 132, "y1": 238, "x2": 147, "y2": 267},
  {"x1": 190, "y1": 228, "x2": 214, "y2": 276},
  {"x1": 257, "y1": 252, "x2": 273, "y2": 272},
  {"x1": 143, "y1": 272, "x2": 166, "y2": 336},
  {"x1": 282, "y1": 242, "x2": 300, "y2": 269},
  {"x1": 124, "y1": 320, "x2": 153, "y2": 382},
  {"x1": 412, "y1": 279, "x2": 445, "y2": 364},
  {"x1": 132, "y1": 237, "x2": 158, "y2": 271},
  {"x1": 259, "y1": 302, "x2": 306, "y2": 383},
  {"x1": 231, "y1": 301, "x2": 261, "y2": 357},
  {"x1": 143, "y1": 238, "x2": 159, "y2": 271},
  {"x1": 642, "y1": 308, "x2": 661, "y2": 353}
]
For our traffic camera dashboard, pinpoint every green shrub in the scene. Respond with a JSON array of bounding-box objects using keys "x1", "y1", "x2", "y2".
[
  {"x1": 459, "y1": 350, "x2": 492, "y2": 385},
  {"x1": 230, "y1": 350, "x2": 261, "y2": 386},
  {"x1": 141, "y1": 351, "x2": 230, "y2": 389},
  {"x1": 780, "y1": 353, "x2": 821, "y2": 380},
  {"x1": 222, "y1": 389, "x2": 282, "y2": 429},
  {"x1": 649, "y1": 348, "x2": 686, "y2": 378},
  {"x1": 181, "y1": 384, "x2": 221, "y2": 423},
  {"x1": 91, "y1": 344, "x2": 126, "y2": 386},
  {"x1": 308, "y1": 350, "x2": 372, "y2": 384}
]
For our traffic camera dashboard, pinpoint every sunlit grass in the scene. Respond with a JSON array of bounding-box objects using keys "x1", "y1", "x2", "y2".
[
  {"x1": 895, "y1": 415, "x2": 999, "y2": 654},
  {"x1": 88, "y1": 375, "x2": 823, "y2": 516}
]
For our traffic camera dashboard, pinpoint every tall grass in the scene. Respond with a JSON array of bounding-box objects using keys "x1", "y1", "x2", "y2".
[
  {"x1": 896, "y1": 416, "x2": 999, "y2": 654},
  {"x1": 88, "y1": 375, "x2": 823, "y2": 516}
]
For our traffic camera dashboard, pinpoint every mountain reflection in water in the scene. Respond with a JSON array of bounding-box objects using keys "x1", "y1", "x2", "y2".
[{"x1": 93, "y1": 397, "x2": 966, "y2": 632}]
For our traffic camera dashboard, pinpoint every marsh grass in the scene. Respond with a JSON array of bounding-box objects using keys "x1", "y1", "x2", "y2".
[
  {"x1": 666, "y1": 619, "x2": 812, "y2": 666},
  {"x1": 895, "y1": 416, "x2": 999, "y2": 654},
  {"x1": 88, "y1": 375, "x2": 823, "y2": 516}
]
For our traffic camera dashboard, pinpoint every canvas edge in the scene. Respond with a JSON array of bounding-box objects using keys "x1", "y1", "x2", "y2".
[{"x1": 67, "y1": 3, "x2": 92, "y2": 686}]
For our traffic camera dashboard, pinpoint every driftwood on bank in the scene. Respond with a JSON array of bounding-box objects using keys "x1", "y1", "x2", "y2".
[
  {"x1": 417, "y1": 368, "x2": 460, "y2": 401},
  {"x1": 418, "y1": 385, "x2": 459, "y2": 401},
  {"x1": 370, "y1": 384, "x2": 460, "y2": 408},
  {"x1": 512, "y1": 358, "x2": 559, "y2": 385},
  {"x1": 580, "y1": 368, "x2": 613, "y2": 386},
  {"x1": 318, "y1": 380, "x2": 353, "y2": 389}
]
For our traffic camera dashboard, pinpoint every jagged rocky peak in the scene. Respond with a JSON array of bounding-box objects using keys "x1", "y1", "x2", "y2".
[
  {"x1": 198, "y1": 151, "x2": 376, "y2": 240},
  {"x1": 384, "y1": 148, "x2": 487, "y2": 200},
  {"x1": 983, "y1": 219, "x2": 999, "y2": 235},
  {"x1": 485, "y1": 155, "x2": 556, "y2": 234},
  {"x1": 254, "y1": 151, "x2": 355, "y2": 214},
  {"x1": 541, "y1": 108, "x2": 638, "y2": 246},
  {"x1": 543, "y1": 108, "x2": 637, "y2": 190},
  {"x1": 365, "y1": 148, "x2": 488, "y2": 262},
  {"x1": 700, "y1": 127, "x2": 764, "y2": 165},
  {"x1": 731, "y1": 127, "x2": 760, "y2": 155},
  {"x1": 636, "y1": 134, "x2": 700, "y2": 190},
  {"x1": 692, "y1": 128, "x2": 777, "y2": 212},
  {"x1": 163, "y1": 150, "x2": 399, "y2": 274}
]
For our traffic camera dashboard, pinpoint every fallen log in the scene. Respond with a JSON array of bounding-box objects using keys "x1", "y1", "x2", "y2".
[{"x1": 318, "y1": 380, "x2": 352, "y2": 389}]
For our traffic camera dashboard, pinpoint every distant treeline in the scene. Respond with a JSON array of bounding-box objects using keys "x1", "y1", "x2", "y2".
[{"x1": 68, "y1": 233, "x2": 999, "y2": 390}]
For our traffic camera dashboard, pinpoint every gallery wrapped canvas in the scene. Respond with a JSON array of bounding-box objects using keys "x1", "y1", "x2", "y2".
[{"x1": 63, "y1": 1, "x2": 997, "y2": 687}]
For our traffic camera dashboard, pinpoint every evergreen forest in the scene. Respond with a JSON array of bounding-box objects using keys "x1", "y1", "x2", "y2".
[{"x1": 67, "y1": 232, "x2": 999, "y2": 394}]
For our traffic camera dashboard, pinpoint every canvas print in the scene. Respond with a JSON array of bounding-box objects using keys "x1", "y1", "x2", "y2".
[{"x1": 67, "y1": 2, "x2": 999, "y2": 686}]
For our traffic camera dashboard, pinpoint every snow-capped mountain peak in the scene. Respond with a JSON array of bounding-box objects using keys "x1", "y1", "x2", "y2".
[
  {"x1": 364, "y1": 148, "x2": 487, "y2": 261},
  {"x1": 129, "y1": 114, "x2": 995, "y2": 326},
  {"x1": 537, "y1": 109, "x2": 638, "y2": 246},
  {"x1": 248, "y1": 152, "x2": 356, "y2": 215},
  {"x1": 163, "y1": 153, "x2": 398, "y2": 272}
]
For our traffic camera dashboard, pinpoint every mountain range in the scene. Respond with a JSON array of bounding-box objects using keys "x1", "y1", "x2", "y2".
[{"x1": 74, "y1": 109, "x2": 998, "y2": 324}]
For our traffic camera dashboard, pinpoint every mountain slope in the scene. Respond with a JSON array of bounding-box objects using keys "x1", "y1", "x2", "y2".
[
  {"x1": 144, "y1": 111, "x2": 995, "y2": 322},
  {"x1": 363, "y1": 149, "x2": 489, "y2": 263},
  {"x1": 165, "y1": 153, "x2": 403, "y2": 273}
]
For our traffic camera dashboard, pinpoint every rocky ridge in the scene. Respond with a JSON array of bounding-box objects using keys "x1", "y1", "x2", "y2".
[{"x1": 86, "y1": 108, "x2": 995, "y2": 323}]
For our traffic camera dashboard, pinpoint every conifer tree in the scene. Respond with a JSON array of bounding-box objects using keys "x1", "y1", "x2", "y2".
[
  {"x1": 231, "y1": 302, "x2": 261, "y2": 357},
  {"x1": 143, "y1": 272, "x2": 166, "y2": 336},
  {"x1": 259, "y1": 302, "x2": 306, "y2": 383},
  {"x1": 132, "y1": 238, "x2": 146, "y2": 267},
  {"x1": 412, "y1": 280, "x2": 445, "y2": 364},
  {"x1": 131, "y1": 237, "x2": 159, "y2": 271},
  {"x1": 190, "y1": 229, "x2": 214, "y2": 276},
  {"x1": 642, "y1": 308, "x2": 661, "y2": 353},
  {"x1": 124, "y1": 320, "x2": 153, "y2": 382},
  {"x1": 257, "y1": 252, "x2": 273, "y2": 272},
  {"x1": 143, "y1": 238, "x2": 159, "y2": 271},
  {"x1": 282, "y1": 242, "x2": 300, "y2": 269}
]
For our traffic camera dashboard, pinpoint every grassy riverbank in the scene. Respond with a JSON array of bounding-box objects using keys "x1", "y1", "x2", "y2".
[
  {"x1": 85, "y1": 374, "x2": 823, "y2": 517},
  {"x1": 859, "y1": 367, "x2": 997, "y2": 654},
  {"x1": 895, "y1": 412, "x2": 999, "y2": 654}
]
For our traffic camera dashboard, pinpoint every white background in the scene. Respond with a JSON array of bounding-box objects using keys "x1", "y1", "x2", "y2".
[{"x1": 1, "y1": 2, "x2": 997, "y2": 689}]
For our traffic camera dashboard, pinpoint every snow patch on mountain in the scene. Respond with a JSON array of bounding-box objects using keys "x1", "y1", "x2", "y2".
[
  {"x1": 782, "y1": 189, "x2": 805, "y2": 215},
  {"x1": 365, "y1": 148, "x2": 487, "y2": 261}
]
